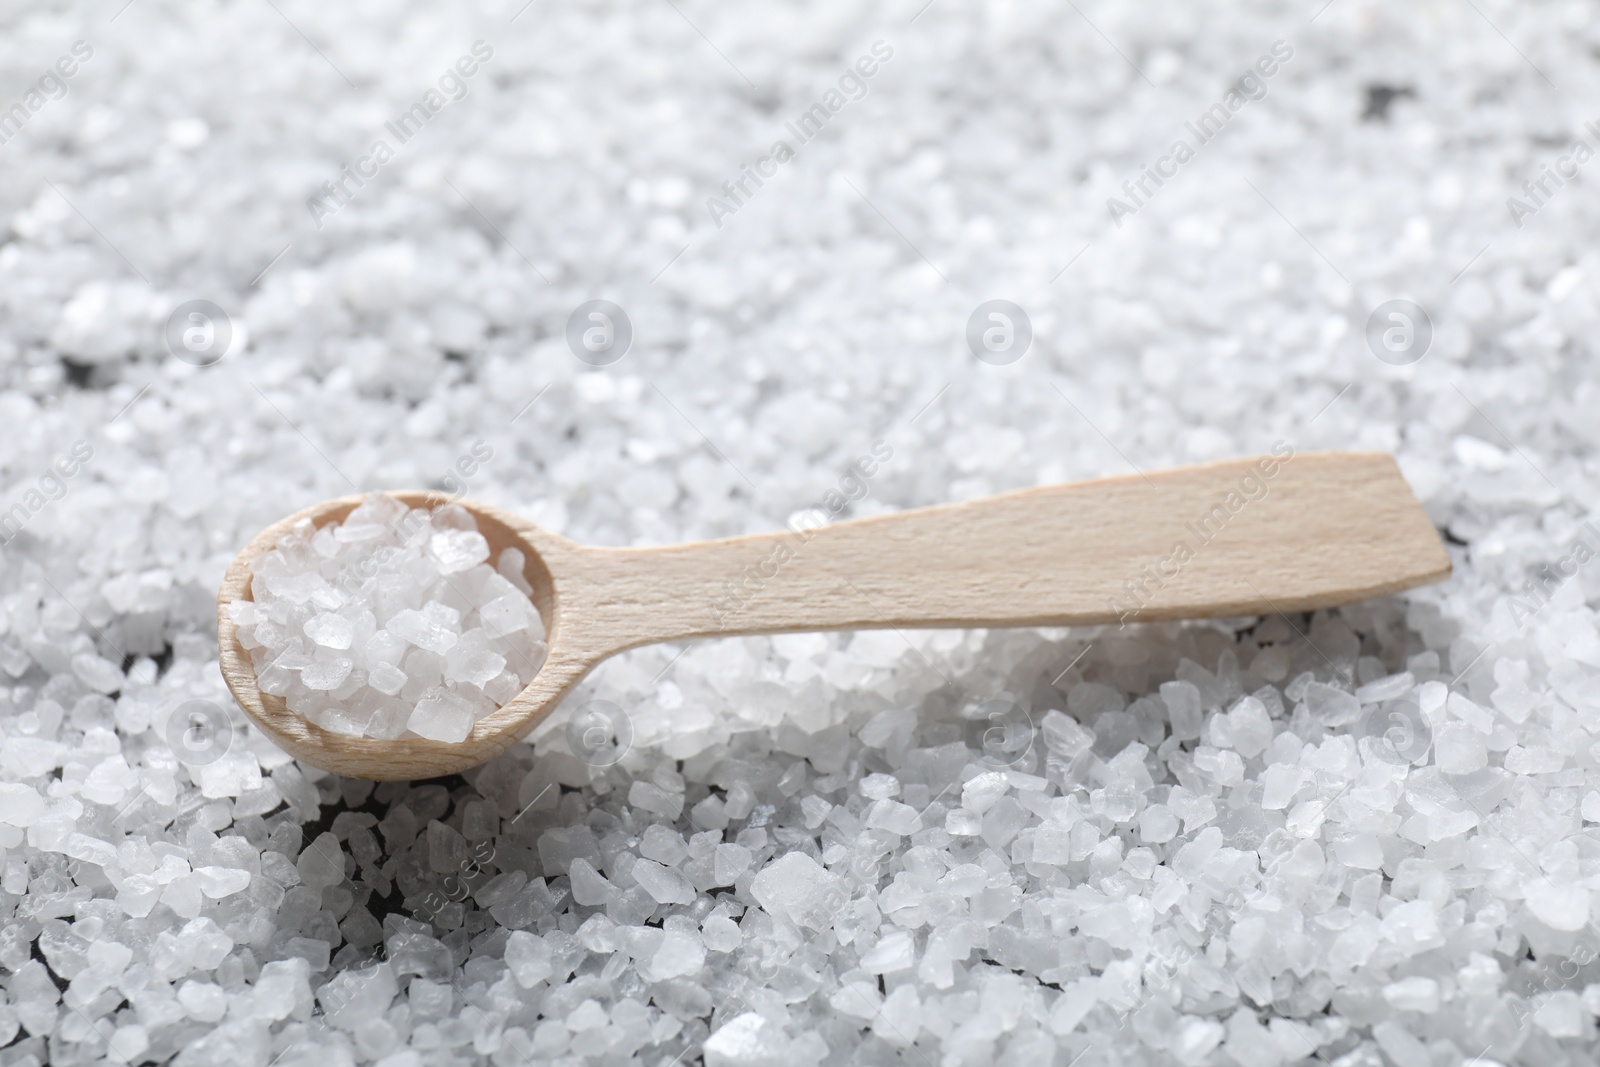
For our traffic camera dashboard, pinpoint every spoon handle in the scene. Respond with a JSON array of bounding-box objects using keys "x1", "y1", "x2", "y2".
[{"x1": 558, "y1": 450, "x2": 1449, "y2": 654}]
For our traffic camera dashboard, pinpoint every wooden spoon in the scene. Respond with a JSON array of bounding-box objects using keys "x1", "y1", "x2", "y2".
[{"x1": 217, "y1": 450, "x2": 1450, "y2": 780}]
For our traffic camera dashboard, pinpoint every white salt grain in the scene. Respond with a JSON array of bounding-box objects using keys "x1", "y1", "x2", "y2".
[
  {"x1": 1525, "y1": 877, "x2": 1591, "y2": 931},
  {"x1": 1433, "y1": 722, "x2": 1488, "y2": 774},
  {"x1": 366, "y1": 630, "x2": 408, "y2": 666},
  {"x1": 504, "y1": 931, "x2": 554, "y2": 987},
  {"x1": 178, "y1": 980, "x2": 227, "y2": 1023},
  {"x1": 369, "y1": 662, "x2": 407, "y2": 695},
  {"x1": 429, "y1": 529, "x2": 490, "y2": 573},
  {"x1": 193, "y1": 866, "x2": 251, "y2": 898},
  {"x1": 389, "y1": 608, "x2": 459, "y2": 656},
  {"x1": 713, "y1": 843, "x2": 752, "y2": 884},
  {"x1": 409, "y1": 688, "x2": 475, "y2": 743},
  {"x1": 630, "y1": 858, "x2": 695, "y2": 904},
  {"x1": 859, "y1": 773, "x2": 901, "y2": 799},
  {"x1": 0, "y1": 784, "x2": 47, "y2": 827},
  {"x1": 1138, "y1": 805, "x2": 1179, "y2": 843},
  {"x1": 703, "y1": 914, "x2": 742, "y2": 953},
  {"x1": 72, "y1": 652, "x2": 125, "y2": 694},
  {"x1": 639, "y1": 824, "x2": 689, "y2": 865},
  {"x1": 1172, "y1": 1018, "x2": 1225, "y2": 1064},
  {"x1": 444, "y1": 642, "x2": 504, "y2": 687},
  {"x1": 864, "y1": 799, "x2": 922, "y2": 835},
  {"x1": 297, "y1": 832, "x2": 345, "y2": 889},
  {"x1": 304, "y1": 612, "x2": 354, "y2": 649},
  {"x1": 1533, "y1": 991, "x2": 1586, "y2": 1038},
  {"x1": 1304, "y1": 681, "x2": 1361, "y2": 727},
  {"x1": 480, "y1": 595, "x2": 534, "y2": 637},
  {"x1": 568, "y1": 859, "x2": 617, "y2": 906},
  {"x1": 300, "y1": 656, "x2": 353, "y2": 691},
  {"x1": 960, "y1": 772, "x2": 1009, "y2": 814},
  {"x1": 1209, "y1": 695, "x2": 1274, "y2": 758},
  {"x1": 704, "y1": 1013, "x2": 788, "y2": 1067},
  {"x1": 873, "y1": 985, "x2": 921, "y2": 1044},
  {"x1": 1383, "y1": 976, "x2": 1441, "y2": 1013},
  {"x1": 860, "y1": 929, "x2": 914, "y2": 973},
  {"x1": 1373, "y1": 1021, "x2": 1431, "y2": 1067},
  {"x1": 751, "y1": 853, "x2": 846, "y2": 930},
  {"x1": 628, "y1": 781, "x2": 684, "y2": 819}
]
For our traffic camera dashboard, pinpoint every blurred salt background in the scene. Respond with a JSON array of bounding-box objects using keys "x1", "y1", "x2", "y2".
[{"x1": 0, "y1": 0, "x2": 1598, "y2": 1064}]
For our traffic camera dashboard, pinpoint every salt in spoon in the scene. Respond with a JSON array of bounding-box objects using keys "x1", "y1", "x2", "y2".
[{"x1": 217, "y1": 450, "x2": 1450, "y2": 780}]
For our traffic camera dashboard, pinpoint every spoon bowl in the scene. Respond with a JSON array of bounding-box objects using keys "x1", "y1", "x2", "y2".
[
  {"x1": 218, "y1": 451, "x2": 1452, "y2": 781},
  {"x1": 218, "y1": 492, "x2": 581, "y2": 780}
]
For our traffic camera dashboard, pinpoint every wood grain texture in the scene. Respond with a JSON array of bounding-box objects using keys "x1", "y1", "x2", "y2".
[{"x1": 217, "y1": 450, "x2": 1450, "y2": 780}]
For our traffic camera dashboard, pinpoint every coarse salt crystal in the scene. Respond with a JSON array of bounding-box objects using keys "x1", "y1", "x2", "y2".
[{"x1": 408, "y1": 687, "x2": 476, "y2": 743}]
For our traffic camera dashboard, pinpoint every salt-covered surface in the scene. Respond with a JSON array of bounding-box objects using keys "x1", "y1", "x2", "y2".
[
  {"x1": 232, "y1": 494, "x2": 546, "y2": 743},
  {"x1": 1, "y1": 0, "x2": 1598, "y2": 1064}
]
